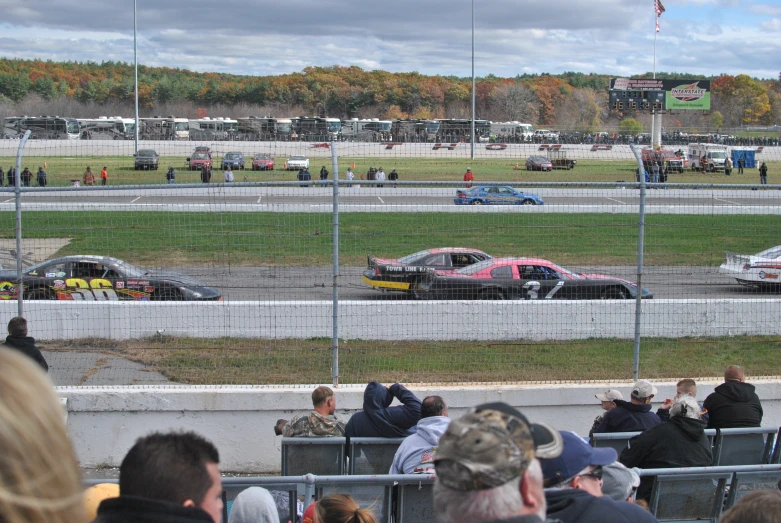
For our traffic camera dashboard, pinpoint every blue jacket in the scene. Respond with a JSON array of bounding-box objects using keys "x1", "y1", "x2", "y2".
[
  {"x1": 594, "y1": 400, "x2": 661, "y2": 434},
  {"x1": 345, "y1": 382, "x2": 421, "y2": 438},
  {"x1": 546, "y1": 488, "x2": 659, "y2": 523}
]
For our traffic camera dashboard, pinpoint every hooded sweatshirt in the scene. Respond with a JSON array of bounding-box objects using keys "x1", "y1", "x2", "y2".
[
  {"x1": 93, "y1": 496, "x2": 213, "y2": 523},
  {"x1": 345, "y1": 382, "x2": 421, "y2": 438},
  {"x1": 619, "y1": 416, "x2": 712, "y2": 501},
  {"x1": 228, "y1": 487, "x2": 280, "y2": 523},
  {"x1": 3, "y1": 335, "x2": 48, "y2": 372},
  {"x1": 593, "y1": 400, "x2": 660, "y2": 434},
  {"x1": 703, "y1": 381, "x2": 763, "y2": 429},
  {"x1": 545, "y1": 488, "x2": 659, "y2": 523},
  {"x1": 389, "y1": 415, "x2": 451, "y2": 474}
]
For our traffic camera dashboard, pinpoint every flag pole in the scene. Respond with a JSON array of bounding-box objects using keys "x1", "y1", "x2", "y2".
[{"x1": 651, "y1": 0, "x2": 659, "y2": 150}]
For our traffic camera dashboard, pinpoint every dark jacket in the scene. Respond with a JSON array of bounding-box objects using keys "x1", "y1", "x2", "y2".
[
  {"x1": 545, "y1": 488, "x2": 659, "y2": 523},
  {"x1": 619, "y1": 416, "x2": 713, "y2": 501},
  {"x1": 469, "y1": 516, "x2": 546, "y2": 523},
  {"x1": 593, "y1": 400, "x2": 661, "y2": 434},
  {"x1": 345, "y1": 382, "x2": 421, "y2": 438},
  {"x1": 703, "y1": 381, "x2": 763, "y2": 429},
  {"x1": 3, "y1": 335, "x2": 48, "y2": 372},
  {"x1": 93, "y1": 495, "x2": 213, "y2": 523}
]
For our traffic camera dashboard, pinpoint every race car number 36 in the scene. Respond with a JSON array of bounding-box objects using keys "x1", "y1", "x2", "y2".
[{"x1": 65, "y1": 278, "x2": 120, "y2": 300}]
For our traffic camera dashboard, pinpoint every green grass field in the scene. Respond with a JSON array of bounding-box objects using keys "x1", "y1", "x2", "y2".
[
  {"x1": 2, "y1": 211, "x2": 777, "y2": 267},
  {"x1": 48, "y1": 335, "x2": 781, "y2": 384},
  {"x1": 1, "y1": 155, "x2": 777, "y2": 186}
]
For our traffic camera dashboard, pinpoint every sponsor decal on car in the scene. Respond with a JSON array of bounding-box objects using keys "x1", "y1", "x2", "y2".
[
  {"x1": 116, "y1": 281, "x2": 125, "y2": 289},
  {"x1": 128, "y1": 280, "x2": 138, "y2": 285},
  {"x1": 0, "y1": 281, "x2": 16, "y2": 299},
  {"x1": 45, "y1": 272, "x2": 56, "y2": 277},
  {"x1": 144, "y1": 286, "x2": 155, "y2": 292}
]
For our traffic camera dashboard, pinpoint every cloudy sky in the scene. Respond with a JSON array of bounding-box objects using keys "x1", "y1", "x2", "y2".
[{"x1": 0, "y1": 0, "x2": 778, "y2": 79}]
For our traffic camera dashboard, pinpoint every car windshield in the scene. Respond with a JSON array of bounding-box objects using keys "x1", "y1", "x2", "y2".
[
  {"x1": 710, "y1": 152, "x2": 727, "y2": 159},
  {"x1": 225, "y1": 153, "x2": 241, "y2": 159},
  {"x1": 756, "y1": 246, "x2": 781, "y2": 259},
  {"x1": 192, "y1": 153, "x2": 207, "y2": 159},
  {"x1": 290, "y1": 156, "x2": 306, "y2": 161},
  {"x1": 138, "y1": 150, "x2": 156, "y2": 157},
  {"x1": 175, "y1": 122, "x2": 189, "y2": 131},
  {"x1": 254, "y1": 154, "x2": 271, "y2": 160},
  {"x1": 398, "y1": 250, "x2": 430, "y2": 264},
  {"x1": 457, "y1": 259, "x2": 495, "y2": 276}
]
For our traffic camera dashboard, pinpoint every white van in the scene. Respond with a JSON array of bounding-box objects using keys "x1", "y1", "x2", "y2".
[{"x1": 688, "y1": 143, "x2": 728, "y2": 172}]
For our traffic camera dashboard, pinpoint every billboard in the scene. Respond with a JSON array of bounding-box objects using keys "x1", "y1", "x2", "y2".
[{"x1": 609, "y1": 78, "x2": 710, "y2": 110}]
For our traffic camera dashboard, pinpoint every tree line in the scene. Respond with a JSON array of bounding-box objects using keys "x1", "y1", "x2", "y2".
[{"x1": 0, "y1": 59, "x2": 778, "y2": 132}]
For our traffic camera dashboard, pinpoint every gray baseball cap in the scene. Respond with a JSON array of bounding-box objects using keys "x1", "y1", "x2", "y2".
[
  {"x1": 434, "y1": 402, "x2": 562, "y2": 491},
  {"x1": 595, "y1": 389, "x2": 624, "y2": 402},
  {"x1": 631, "y1": 380, "x2": 658, "y2": 399}
]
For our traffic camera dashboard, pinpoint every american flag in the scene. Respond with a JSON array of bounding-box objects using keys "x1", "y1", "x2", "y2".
[{"x1": 655, "y1": 0, "x2": 666, "y2": 16}]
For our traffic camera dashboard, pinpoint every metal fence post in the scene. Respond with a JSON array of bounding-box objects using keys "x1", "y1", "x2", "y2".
[
  {"x1": 14, "y1": 130, "x2": 31, "y2": 317},
  {"x1": 630, "y1": 144, "x2": 646, "y2": 381},
  {"x1": 330, "y1": 140, "x2": 340, "y2": 386}
]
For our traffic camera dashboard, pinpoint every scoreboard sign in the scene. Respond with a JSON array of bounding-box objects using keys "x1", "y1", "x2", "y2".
[{"x1": 609, "y1": 78, "x2": 710, "y2": 111}]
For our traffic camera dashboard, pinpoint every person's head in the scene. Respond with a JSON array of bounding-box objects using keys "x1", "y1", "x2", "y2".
[
  {"x1": 86, "y1": 166, "x2": 91, "y2": 171},
  {"x1": 421, "y1": 396, "x2": 448, "y2": 419},
  {"x1": 595, "y1": 389, "x2": 623, "y2": 411},
  {"x1": 119, "y1": 431, "x2": 223, "y2": 522},
  {"x1": 630, "y1": 379, "x2": 657, "y2": 404},
  {"x1": 312, "y1": 386, "x2": 336, "y2": 415},
  {"x1": 600, "y1": 462, "x2": 640, "y2": 502},
  {"x1": 725, "y1": 365, "x2": 745, "y2": 383},
  {"x1": 541, "y1": 431, "x2": 616, "y2": 497},
  {"x1": 83, "y1": 483, "x2": 120, "y2": 521},
  {"x1": 433, "y1": 402, "x2": 563, "y2": 522},
  {"x1": 466, "y1": 168, "x2": 472, "y2": 172},
  {"x1": 102, "y1": 166, "x2": 107, "y2": 170},
  {"x1": 314, "y1": 493, "x2": 376, "y2": 523},
  {"x1": 676, "y1": 378, "x2": 697, "y2": 398},
  {"x1": 0, "y1": 349, "x2": 86, "y2": 523},
  {"x1": 720, "y1": 489, "x2": 781, "y2": 523},
  {"x1": 228, "y1": 487, "x2": 279, "y2": 523},
  {"x1": 7, "y1": 316, "x2": 27, "y2": 337},
  {"x1": 670, "y1": 395, "x2": 701, "y2": 420}
]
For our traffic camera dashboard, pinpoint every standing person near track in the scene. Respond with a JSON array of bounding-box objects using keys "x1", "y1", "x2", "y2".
[
  {"x1": 166, "y1": 166, "x2": 176, "y2": 184},
  {"x1": 83, "y1": 166, "x2": 96, "y2": 186},
  {"x1": 759, "y1": 161, "x2": 768, "y2": 185},
  {"x1": 463, "y1": 167, "x2": 474, "y2": 188},
  {"x1": 37, "y1": 166, "x2": 47, "y2": 187},
  {"x1": 389, "y1": 168, "x2": 399, "y2": 188},
  {"x1": 100, "y1": 166, "x2": 109, "y2": 186}
]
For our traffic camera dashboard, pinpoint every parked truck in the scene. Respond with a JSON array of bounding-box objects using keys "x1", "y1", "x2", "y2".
[
  {"x1": 641, "y1": 148, "x2": 686, "y2": 173},
  {"x1": 689, "y1": 143, "x2": 729, "y2": 172}
]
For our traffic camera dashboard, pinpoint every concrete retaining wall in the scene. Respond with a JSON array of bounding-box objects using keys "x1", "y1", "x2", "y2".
[
  {"x1": 62, "y1": 380, "x2": 781, "y2": 473},
  {"x1": 8, "y1": 299, "x2": 781, "y2": 341}
]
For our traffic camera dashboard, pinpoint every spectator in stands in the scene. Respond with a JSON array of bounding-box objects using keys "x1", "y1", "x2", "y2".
[
  {"x1": 0, "y1": 349, "x2": 86, "y2": 523},
  {"x1": 656, "y1": 378, "x2": 700, "y2": 421},
  {"x1": 703, "y1": 365, "x2": 763, "y2": 428},
  {"x1": 619, "y1": 395, "x2": 712, "y2": 502},
  {"x1": 590, "y1": 389, "x2": 623, "y2": 436},
  {"x1": 36, "y1": 166, "x2": 47, "y2": 187},
  {"x1": 228, "y1": 487, "x2": 279, "y2": 523},
  {"x1": 463, "y1": 167, "x2": 474, "y2": 188},
  {"x1": 720, "y1": 489, "x2": 781, "y2": 523},
  {"x1": 389, "y1": 395, "x2": 450, "y2": 474},
  {"x1": 433, "y1": 402, "x2": 563, "y2": 523},
  {"x1": 274, "y1": 385, "x2": 345, "y2": 437},
  {"x1": 345, "y1": 381, "x2": 422, "y2": 438},
  {"x1": 83, "y1": 166, "x2": 96, "y2": 186},
  {"x1": 94, "y1": 431, "x2": 223, "y2": 523},
  {"x1": 541, "y1": 430, "x2": 659, "y2": 523},
  {"x1": 600, "y1": 462, "x2": 641, "y2": 503},
  {"x1": 315, "y1": 494, "x2": 376, "y2": 523},
  {"x1": 593, "y1": 380, "x2": 661, "y2": 433},
  {"x1": 2, "y1": 316, "x2": 48, "y2": 371}
]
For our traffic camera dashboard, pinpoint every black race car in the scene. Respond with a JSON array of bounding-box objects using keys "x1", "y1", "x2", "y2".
[
  {"x1": 0, "y1": 256, "x2": 221, "y2": 301},
  {"x1": 418, "y1": 257, "x2": 653, "y2": 300},
  {"x1": 362, "y1": 248, "x2": 492, "y2": 296}
]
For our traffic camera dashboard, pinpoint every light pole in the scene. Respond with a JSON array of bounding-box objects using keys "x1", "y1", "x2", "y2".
[
  {"x1": 134, "y1": 0, "x2": 139, "y2": 154},
  {"x1": 470, "y1": 0, "x2": 475, "y2": 160}
]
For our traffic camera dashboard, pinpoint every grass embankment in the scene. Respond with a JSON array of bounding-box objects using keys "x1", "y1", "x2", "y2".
[
  {"x1": 47, "y1": 335, "x2": 781, "y2": 385},
  {"x1": 1, "y1": 155, "x2": 777, "y2": 186},
  {"x1": 1, "y1": 212, "x2": 777, "y2": 267}
]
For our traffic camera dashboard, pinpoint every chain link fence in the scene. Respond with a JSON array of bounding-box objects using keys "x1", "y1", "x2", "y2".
[{"x1": 0, "y1": 137, "x2": 779, "y2": 386}]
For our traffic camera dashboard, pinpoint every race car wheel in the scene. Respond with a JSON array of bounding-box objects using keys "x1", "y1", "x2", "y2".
[
  {"x1": 471, "y1": 200, "x2": 483, "y2": 205},
  {"x1": 521, "y1": 200, "x2": 536, "y2": 205},
  {"x1": 600, "y1": 287, "x2": 628, "y2": 300},
  {"x1": 479, "y1": 289, "x2": 504, "y2": 300}
]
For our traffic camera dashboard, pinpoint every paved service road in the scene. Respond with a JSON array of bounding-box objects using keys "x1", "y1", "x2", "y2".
[{"x1": 179, "y1": 265, "x2": 779, "y2": 301}]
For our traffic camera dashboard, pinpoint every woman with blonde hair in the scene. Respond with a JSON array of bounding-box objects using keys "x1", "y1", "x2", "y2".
[
  {"x1": 0, "y1": 349, "x2": 86, "y2": 522},
  {"x1": 314, "y1": 493, "x2": 376, "y2": 523}
]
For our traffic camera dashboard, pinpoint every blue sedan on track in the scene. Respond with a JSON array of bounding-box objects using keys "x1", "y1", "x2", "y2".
[{"x1": 454, "y1": 185, "x2": 544, "y2": 206}]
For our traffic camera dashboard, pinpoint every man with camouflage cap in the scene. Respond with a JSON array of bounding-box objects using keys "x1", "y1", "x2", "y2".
[
  {"x1": 433, "y1": 402, "x2": 563, "y2": 523},
  {"x1": 274, "y1": 386, "x2": 345, "y2": 437}
]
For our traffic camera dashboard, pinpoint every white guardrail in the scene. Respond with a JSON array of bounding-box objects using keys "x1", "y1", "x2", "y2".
[{"x1": 7, "y1": 299, "x2": 781, "y2": 341}]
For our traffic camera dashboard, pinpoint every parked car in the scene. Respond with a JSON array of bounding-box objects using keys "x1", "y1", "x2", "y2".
[
  {"x1": 454, "y1": 186, "x2": 544, "y2": 206},
  {"x1": 526, "y1": 156, "x2": 554, "y2": 171},
  {"x1": 362, "y1": 248, "x2": 492, "y2": 296},
  {"x1": 419, "y1": 257, "x2": 653, "y2": 300},
  {"x1": 134, "y1": 149, "x2": 159, "y2": 170},
  {"x1": 252, "y1": 153, "x2": 275, "y2": 171},
  {"x1": 286, "y1": 155, "x2": 310, "y2": 171},
  {"x1": 221, "y1": 151, "x2": 245, "y2": 170},
  {"x1": 188, "y1": 152, "x2": 212, "y2": 171}
]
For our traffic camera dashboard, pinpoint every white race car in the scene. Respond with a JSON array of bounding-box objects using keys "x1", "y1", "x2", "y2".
[{"x1": 719, "y1": 246, "x2": 781, "y2": 287}]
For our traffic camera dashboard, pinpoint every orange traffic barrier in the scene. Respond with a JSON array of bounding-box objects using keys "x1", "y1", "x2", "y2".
[
  {"x1": 283, "y1": 162, "x2": 287, "y2": 169},
  {"x1": 514, "y1": 163, "x2": 519, "y2": 170}
]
